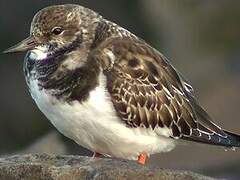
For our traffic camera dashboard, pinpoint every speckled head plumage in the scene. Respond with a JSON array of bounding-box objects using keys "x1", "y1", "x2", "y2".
[
  {"x1": 30, "y1": 4, "x2": 82, "y2": 42},
  {"x1": 4, "y1": 4, "x2": 102, "y2": 55},
  {"x1": 31, "y1": 4, "x2": 102, "y2": 46}
]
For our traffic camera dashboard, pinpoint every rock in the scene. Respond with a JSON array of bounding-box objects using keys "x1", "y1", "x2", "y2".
[{"x1": 0, "y1": 154, "x2": 217, "y2": 180}]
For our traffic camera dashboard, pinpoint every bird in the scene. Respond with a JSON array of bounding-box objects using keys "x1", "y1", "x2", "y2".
[{"x1": 3, "y1": 4, "x2": 240, "y2": 165}]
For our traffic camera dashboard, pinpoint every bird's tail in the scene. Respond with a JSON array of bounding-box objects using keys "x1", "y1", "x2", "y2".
[{"x1": 223, "y1": 130, "x2": 240, "y2": 148}]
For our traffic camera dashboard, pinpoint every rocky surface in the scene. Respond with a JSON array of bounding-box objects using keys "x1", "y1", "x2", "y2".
[{"x1": 0, "y1": 154, "x2": 216, "y2": 180}]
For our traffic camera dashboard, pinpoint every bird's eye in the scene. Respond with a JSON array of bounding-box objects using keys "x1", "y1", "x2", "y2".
[{"x1": 51, "y1": 27, "x2": 63, "y2": 35}]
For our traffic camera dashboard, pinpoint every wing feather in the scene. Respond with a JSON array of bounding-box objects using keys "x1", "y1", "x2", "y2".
[{"x1": 90, "y1": 37, "x2": 239, "y2": 147}]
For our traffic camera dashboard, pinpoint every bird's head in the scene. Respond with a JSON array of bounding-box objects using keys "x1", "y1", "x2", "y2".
[{"x1": 3, "y1": 4, "x2": 101, "y2": 61}]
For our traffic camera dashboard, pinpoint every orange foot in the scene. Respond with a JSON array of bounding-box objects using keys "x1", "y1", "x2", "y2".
[
  {"x1": 92, "y1": 152, "x2": 102, "y2": 159},
  {"x1": 137, "y1": 152, "x2": 148, "y2": 165}
]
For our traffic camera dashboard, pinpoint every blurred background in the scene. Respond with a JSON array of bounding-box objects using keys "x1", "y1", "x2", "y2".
[{"x1": 0, "y1": 0, "x2": 240, "y2": 179}]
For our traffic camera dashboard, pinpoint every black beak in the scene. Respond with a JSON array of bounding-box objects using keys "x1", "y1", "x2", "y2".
[{"x1": 3, "y1": 36, "x2": 37, "y2": 54}]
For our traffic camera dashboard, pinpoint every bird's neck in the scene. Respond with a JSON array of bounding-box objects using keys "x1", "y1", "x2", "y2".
[{"x1": 24, "y1": 46, "x2": 101, "y2": 103}]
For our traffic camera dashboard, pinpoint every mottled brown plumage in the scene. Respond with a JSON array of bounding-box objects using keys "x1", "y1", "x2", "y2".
[
  {"x1": 4, "y1": 4, "x2": 240, "y2": 164},
  {"x1": 91, "y1": 36, "x2": 240, "y2": 146}
]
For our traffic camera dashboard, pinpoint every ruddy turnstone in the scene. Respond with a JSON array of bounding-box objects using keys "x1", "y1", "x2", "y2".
[{"x1": 3, "y1": 4, "x2": 240, "y2": 165}]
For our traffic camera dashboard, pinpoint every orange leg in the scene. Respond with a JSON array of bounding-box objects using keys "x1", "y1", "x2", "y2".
[
  {"x1": 92, "y1": 152, "x2": 102, "y2": 159},
  {"x1": 137, "y1": 152, "x2": 148, "y2": 165}
]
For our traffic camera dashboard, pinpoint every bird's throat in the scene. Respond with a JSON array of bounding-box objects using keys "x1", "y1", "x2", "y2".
[
  {"x1": 29, "y1": 46, "x2": 49, "y2": 61},
  {"x1": 24, "y1": 46, "x2": 100, "y2": 103}
]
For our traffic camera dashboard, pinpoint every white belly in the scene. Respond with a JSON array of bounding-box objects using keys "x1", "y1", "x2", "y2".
[{"x1": 28, "y1": 74, "x2": 175, "y2": 160}]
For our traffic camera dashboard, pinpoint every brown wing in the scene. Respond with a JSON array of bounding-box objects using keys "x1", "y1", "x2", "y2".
[{"x1": 91, "y1": 37, "x2": 237, "y2": 147}]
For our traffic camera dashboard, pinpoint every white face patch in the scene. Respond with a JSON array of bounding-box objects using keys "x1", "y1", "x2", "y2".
[{"x1": 29, "y1": 45, "x2": 49, "y2": 61}]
